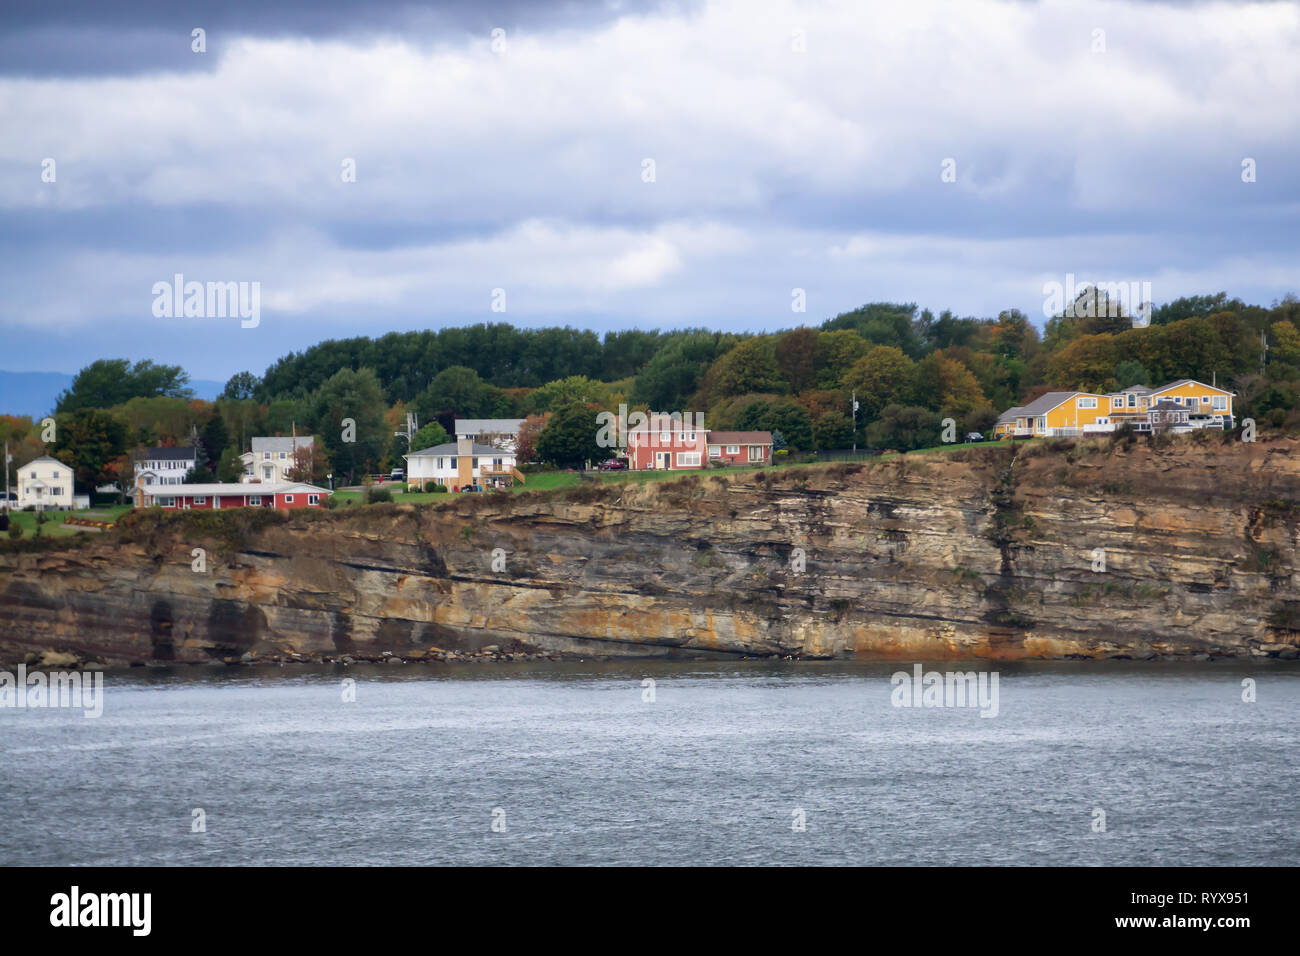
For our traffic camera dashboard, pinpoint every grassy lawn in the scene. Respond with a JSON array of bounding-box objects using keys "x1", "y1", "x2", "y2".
[{"x1": 4, "y1": 505, "x2": 132, "y2": 537}]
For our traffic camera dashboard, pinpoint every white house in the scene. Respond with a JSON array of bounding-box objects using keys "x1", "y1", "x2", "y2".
[
  {"x1": 405, "y1": 437, "x2": 522, "y2": 490},
  {"x1": 241, "y1": 436, "x2": 316, "y2": 483},
  {"x1": 17, "y1": 456, "x2": 77, "y2": 510},
  {"x1": 134, "y1": 446, "x2": 198, "y2": 489},
  {"x1": 453, "y1": 419, "x2": 525, "y2": 455}
]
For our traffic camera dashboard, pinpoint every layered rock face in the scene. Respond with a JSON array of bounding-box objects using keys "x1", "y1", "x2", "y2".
[{"x1": 2, "y1": 438, "x2": 1298, "y2": 664}]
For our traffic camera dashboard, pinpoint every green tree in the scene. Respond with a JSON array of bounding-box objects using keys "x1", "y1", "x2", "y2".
[
  {"x1": 310, "y1": 368, "x2": 387, "y2": 484},
  {"x1": 222, "y1": 371, "x2": 262, "y2": 400},
  {"x1": 811, "y1": 410, "x2": 854, "y2": 450},
  {"x1": 866, "y1": 405, "x2": 941, "y2": 452},
  {"x1": 409, "y1": 421, "x2": 450, "y2": 452},
  {"x1": 843, "y1": 346, "x2": 916, "y2": 417},
  {"x1": 536, "y1": 401, "x2": 603, "y2": 468},
  {"x1": 216, "y1": 445, "x2": 245, "y2": 483},
  {"x1": 53, "y1": 407, "x2": 129, "y2": 490},
  {"x1": 57, "y1": 359, "x2": 193, "y2": 413}
]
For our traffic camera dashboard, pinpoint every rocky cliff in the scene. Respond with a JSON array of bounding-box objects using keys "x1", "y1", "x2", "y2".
[{"x1": 3, "y1": 437, "x2": 1299, "y2": 665}]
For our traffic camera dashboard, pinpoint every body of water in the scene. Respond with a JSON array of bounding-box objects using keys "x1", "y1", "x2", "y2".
[{"x1": 2, "y1": 660, "x2": 1296, "y2": 865}]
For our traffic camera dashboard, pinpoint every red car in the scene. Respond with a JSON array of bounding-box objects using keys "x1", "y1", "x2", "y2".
[{"x1": 599, "y1": 458, "x2": 628, "y2": 471}]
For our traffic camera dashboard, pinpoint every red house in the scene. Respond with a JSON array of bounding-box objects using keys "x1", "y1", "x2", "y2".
[
  {"x1": 706, "y1": 431, "x2": 773, "y2": 466},
  {"x1": 136, "y1": 482, "x2": 331, "y2": 510},
  {"x1": 626, "y1": 415, "x2": 708, "y2": 470}
]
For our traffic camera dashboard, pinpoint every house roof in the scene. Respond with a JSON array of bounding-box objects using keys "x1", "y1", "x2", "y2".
[
  {"x1": 250, "y1": 436, "x2": 315, "y2": 453},
  {"x1": 1114, "y1": 384, "x2": 1153, "y2": 394},
  {"x1": 1018, "y1": 392, "x2": 1084, "y2": 417},
  {"x1": 454, "y1": 419, "x2": 524, "y2": 435},
  {"x1": 142, "y1": 446, "x2": 197, "y2": 460},
  {"x1": 996, "y1": 406, "x2": 1026, "y2": 424},
  {"x1": 144, "y1": 482, "x2": 329, "y2": 496},
  {"x1": 707, "y1": 431, "x2": 773, "y2": 445},
  {"x1": 1152, "y1": 379, "x2": 1233, "y2": 395},
  {"x1": 20, "y1": 455, "x2": 71, "y2": 470},
  {"x1": 405, "y1": 442, "x2": 511, "y2": 458}
]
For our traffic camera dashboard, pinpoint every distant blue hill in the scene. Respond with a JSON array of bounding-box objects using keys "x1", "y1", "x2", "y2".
[{"x1": 0, "y1": 370, "x2": 225, "y2": 419}]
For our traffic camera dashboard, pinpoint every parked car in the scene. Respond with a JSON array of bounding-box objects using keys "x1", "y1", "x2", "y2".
[
  {"x1": 390, "y1": 468, "x2": 405, "y2": 481},
  {"x1": 965, "y1": 432, "x2": 984, "y2": 443},
  {"x1": 599, "y1": 458, "x2": 628, "y2": 471}
]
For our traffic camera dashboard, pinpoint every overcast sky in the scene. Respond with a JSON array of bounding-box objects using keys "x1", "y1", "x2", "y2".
[{"x1": 2, "y1": 0, "x2": 1297, "y2": 383}]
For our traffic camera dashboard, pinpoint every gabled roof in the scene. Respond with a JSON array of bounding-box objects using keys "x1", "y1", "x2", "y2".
[
  {"x1": 19, "y1": 455, "x2": 71, "y2": 470},
  {"x1": 996, "y1": 406, "x2": 1026, "y2": 424},
  {"x1": 707, "y1": 431, "x2": 773, "y2": 445},
  {"x1": 1018, "y1": 392, "x2": 1084, "y2": 417},
  {"x1": 405, "y1": 442, "x2": 511, "y2": 458},
  {"x1": 142, "y1": 446, "x2": 197, "y2": 460},
  {"x1": 1152, "y1": 379, "x2": 1233, "y2": 395},
  {"x1": 250, "y1": 436, "x2": 315, "y2": 453},
  {"x1": 454, "y1": 419, "x2": 524, "y2": 435}
]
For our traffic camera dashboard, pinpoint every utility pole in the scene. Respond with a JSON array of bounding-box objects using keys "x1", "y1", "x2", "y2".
[
  {"x1": 3, "y1": 442, "x2": 10, "y2": 512},
  {"x1": 851, "y1": 391, "x2": 859, "y2": 455},
  {"x1": 1261, "y1": 331, "x2": 1269, "y2": 375}
]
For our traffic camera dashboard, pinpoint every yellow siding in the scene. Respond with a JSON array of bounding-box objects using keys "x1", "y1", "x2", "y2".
[{"x1": 1151, "y1": 382, "x2": 1233, "y2": 416}]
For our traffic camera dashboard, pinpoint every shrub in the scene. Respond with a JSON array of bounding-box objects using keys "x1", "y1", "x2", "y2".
[
  {"x1": 367, "y1": 488, "x2": 392, "y2": 504},
  {"x1": 430, "y1": 483, "x2": 447, "y2": 493},
  {"x1": 323, "y1": 495, "x2": 340, "y2": 509},
  {"x1": 7, "y1": 522, "x2": 21, "y2": 539}
]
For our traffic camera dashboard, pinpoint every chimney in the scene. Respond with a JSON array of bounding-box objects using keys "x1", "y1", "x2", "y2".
[{"x1": 456, "y1": 436, "x2": 473, "y2": 456}]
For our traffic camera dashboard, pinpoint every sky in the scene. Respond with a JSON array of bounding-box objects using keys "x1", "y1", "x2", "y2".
[{"x1": 2, "y1": 0, "x2": 1298, "y2": 385}]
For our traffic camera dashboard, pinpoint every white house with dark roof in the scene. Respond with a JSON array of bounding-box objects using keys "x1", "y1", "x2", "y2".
[
  {"x1": 241, "y1": 436, "x2": 316, "y2": 483},
  {"x1": 134, "y1": 445, "x2": 198, "y2": 489}
]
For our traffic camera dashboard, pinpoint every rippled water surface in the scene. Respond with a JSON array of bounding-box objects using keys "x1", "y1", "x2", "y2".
[{"x1": 2, "y1": 660, "x2": 1296, "y2": 865}]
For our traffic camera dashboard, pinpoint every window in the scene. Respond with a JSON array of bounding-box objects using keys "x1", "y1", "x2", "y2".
[
  {"x1": 676, "y1": 452, "x2": 700, "y2": 467},
  {"x1": 749, "y1": 446, "x2": 765, "y2": 461},
  {"x1": 472, "y1": 458, "x2": 479, "y2": 468},
  {"x1": 1036, "y1": 416, "x2": 1047, "y2": 431},
  {"x1": 263, "y1": 452, "x2": 271, "y2": 460},
  {"x1": 308, "y1": 494, "x2": 320, "y2": 505},
  {"x1": 279, "y1": 452, "x2": 286, "y2": 460},
  {"x1": 686, "y1": 432, "x2": 695, "y2": 441},
  {"x1": 29, "y1": 471, "x2": 35, "y2": 479},
  {"x1": 1111, "y1": 396, "x2": 1122, "y2": 409},
  {"x1": 660, "y1": 431, "x2": 670, "y2": 442},
  {"x1": 727, "y1": 445, "x2": 739, "y2": 454},
  {"x1": 1127, "y1": 394, "x2": 1136, "y2": 407},
  {"x1": 285, "y1": 495, "x2": 294, "y2": 503},
  {"x1": 160, "y1": 496, "x2": 175, "y2": 507},
  {"x1": 1077, "y1": 397, "x2": 1097, "y2": 409},
  {"x1": 449, "y1": 457, "x2": 457, "y2": 468},
  {"x1": 708, "y1": 446, "x2": 721, "y2": 457},
  {"x1": 1213, "y1": 396, "x2": 1227, "y2": 411},
  {"x1": 249, "y1": 496, "x2": 262, "y2": 506},
  {"x1": 193, "y1": 496, "x2": 206, "y2": 505},
  {"x1": 51, "y1": 487, "x2": 62, "y2": 496}
]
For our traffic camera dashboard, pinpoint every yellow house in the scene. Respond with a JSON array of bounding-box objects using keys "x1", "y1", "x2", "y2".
[
  {"x1": 1011, "y1": 391, "x2": 1113, "y2": 438},
  {"x1": 997, "y1": 379, "x2": 1236, "y2": 439}
]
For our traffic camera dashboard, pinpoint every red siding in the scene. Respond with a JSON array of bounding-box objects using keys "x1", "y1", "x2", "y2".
[{"x1": 626, "y1": 428, "x2": 708, "y2": 470}]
